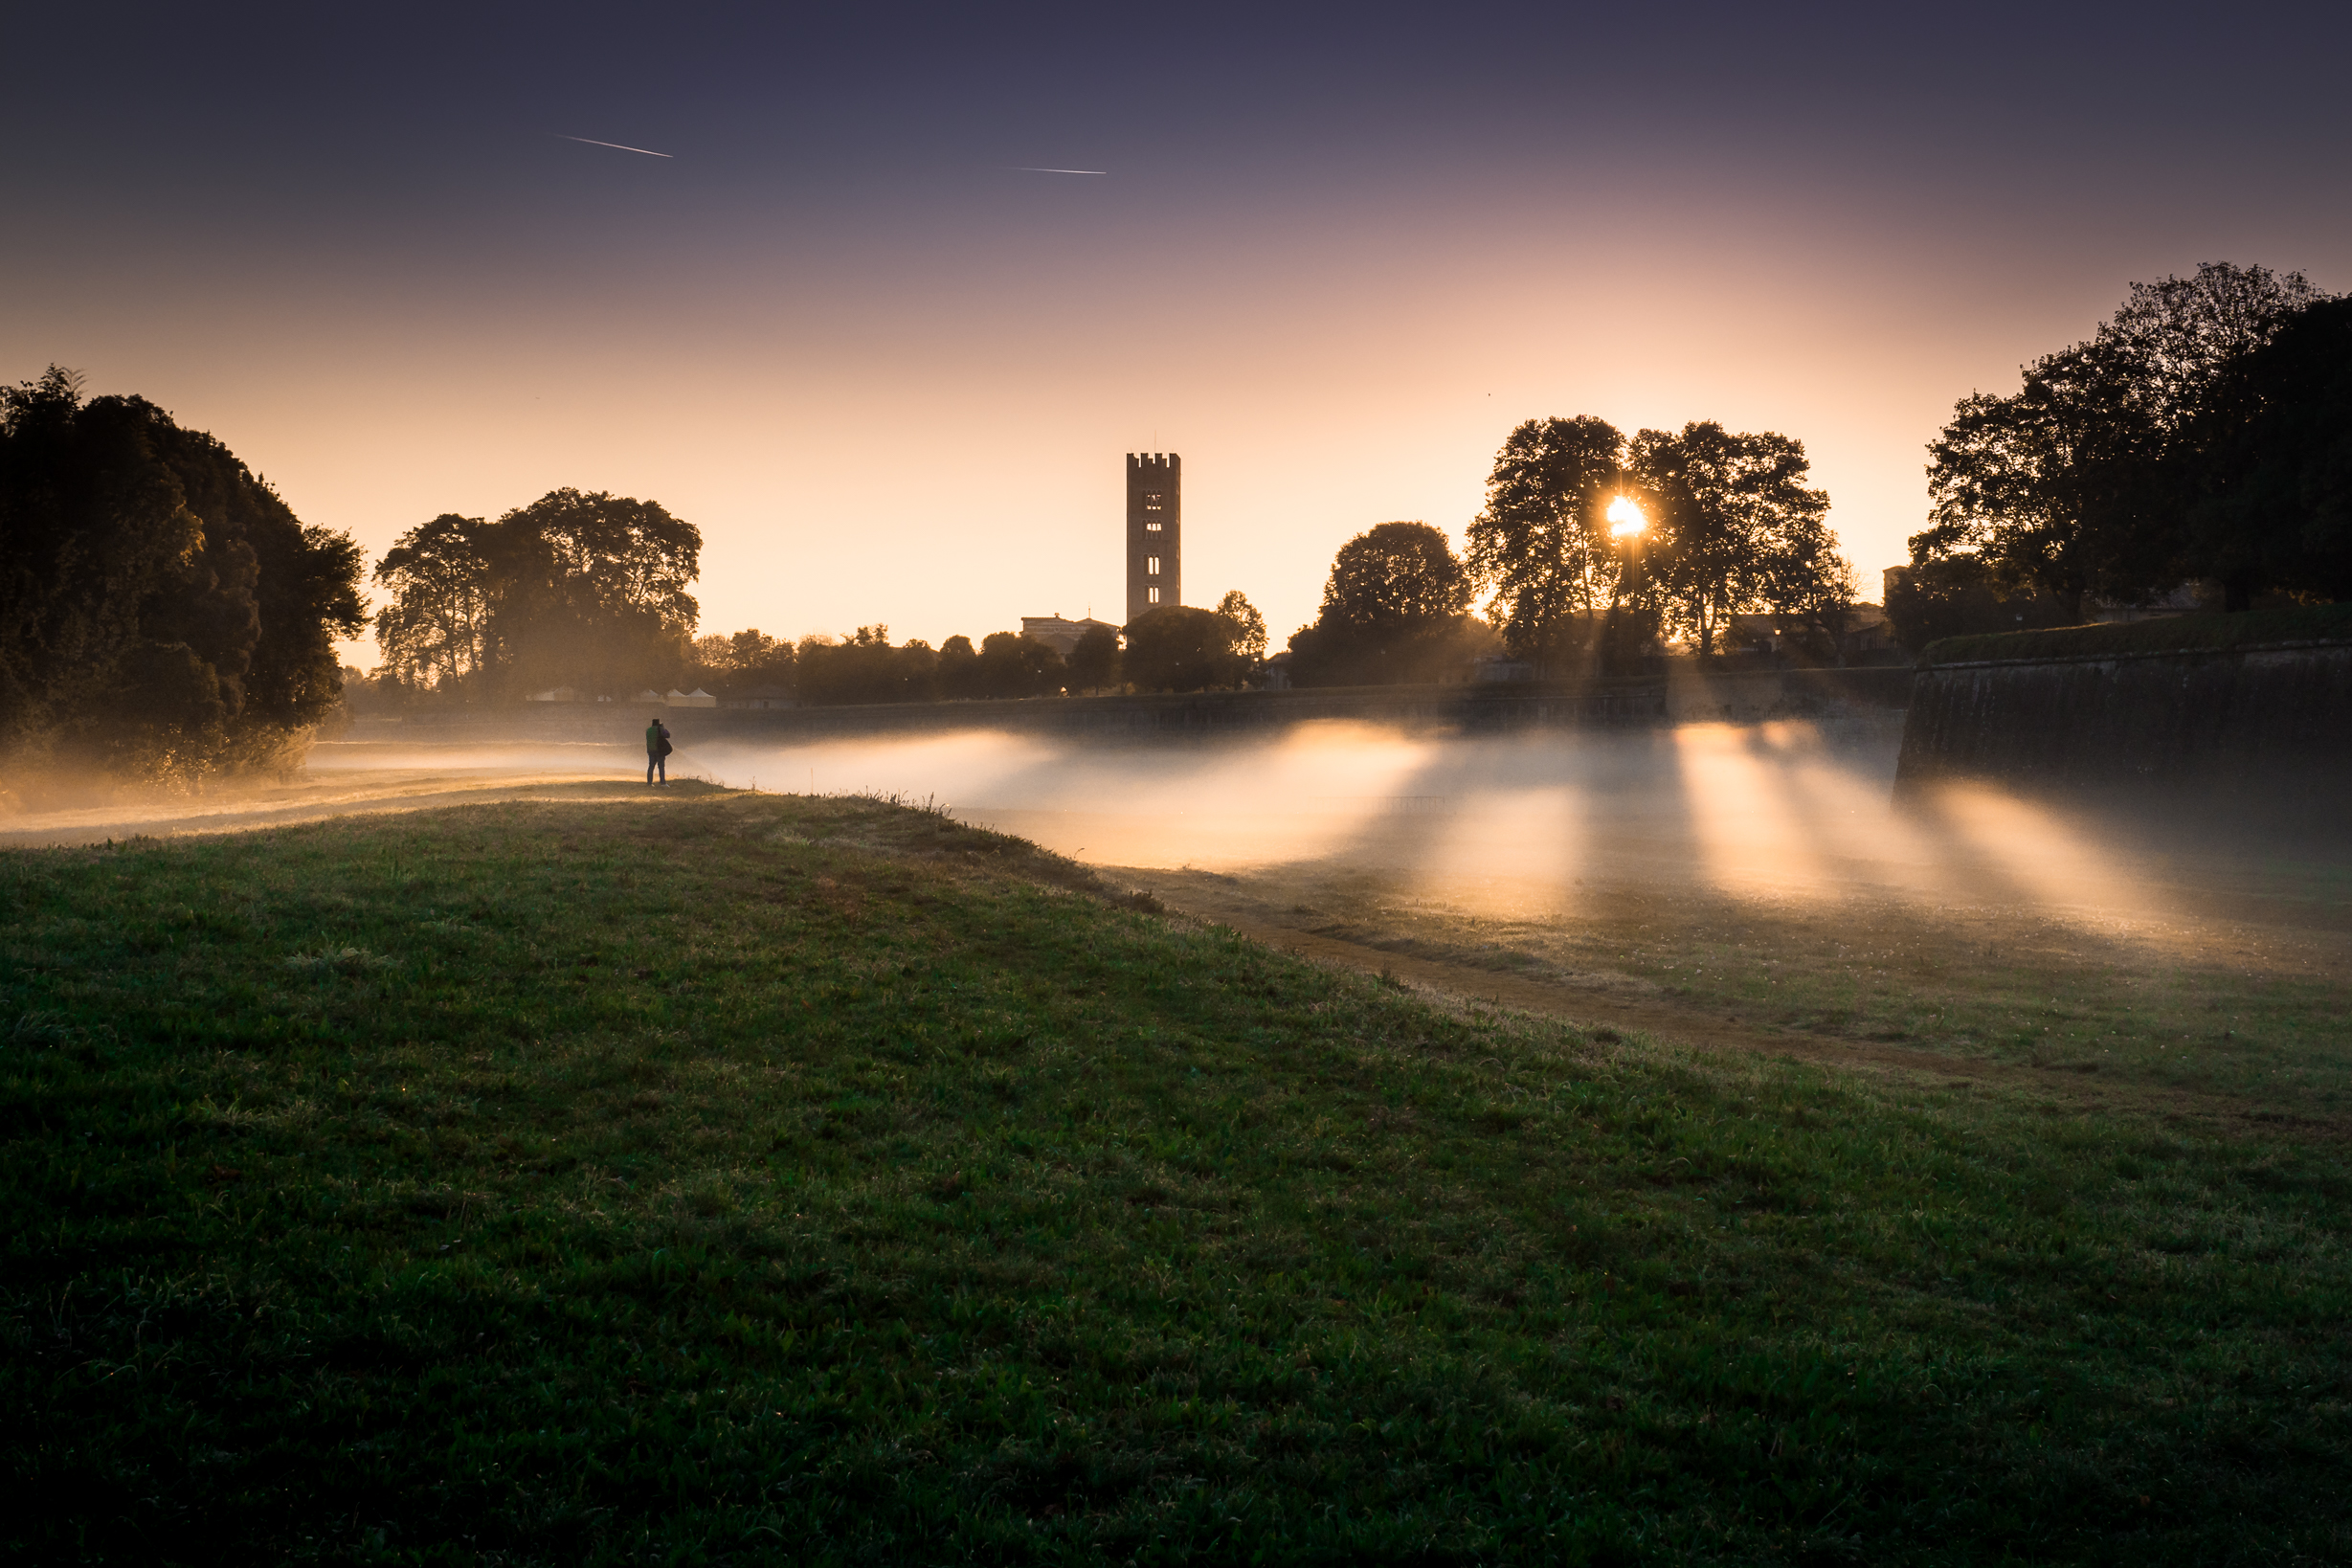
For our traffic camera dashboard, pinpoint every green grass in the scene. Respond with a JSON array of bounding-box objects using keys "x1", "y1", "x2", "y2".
[
  {"x1": 6, "y1": 790, "x2": 2350, "y2": 1564},
  {"x1": 1229, "y1": 866, "x2": 2352, "y2": 1108},
  {"x1": 1919, "y1": 601, "x2": 2352, "y2": 666}
]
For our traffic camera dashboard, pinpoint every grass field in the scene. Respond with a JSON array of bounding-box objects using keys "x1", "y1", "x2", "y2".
[
  {"x1": 1122, "y1": 849, "x2": 2352, "y2": 1109},
  {"x1": 6, "y1": 788, "x2": 2349, "y2": 1564}
]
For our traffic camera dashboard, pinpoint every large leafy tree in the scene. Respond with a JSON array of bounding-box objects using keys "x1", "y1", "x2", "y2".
[
  {"x1": 1122, "y1": 605, "x2": 1247, "y2": 692},
  {"x1": 1286, "y1": 523, "x2": 1489, "y2": 685},
  {"x1": 1914, "y1": 262, "x2": 2337, "y2": 620},
  {"x1": 1215, "y1": 590, "x2": 1268, "y2": 663},
  {"x1": 1465, "y1": 417, "x2": 1625, "y2": 672},
  {"x1": 2184, "y1": 297, "x2": 2352, "y2": 603},
  {"x1": 1068, "y1": 624, "x2": 1121, "y2": 692},
  {"x1": 2096, "y1": 261, "x2": 2330, "y2": 438},
  {"x1": 373, "y1": 489, "x2": 700, "y2": 699},
  {"x1": 1918, "y1": 340, "x2": 2174, "y2": 621},
  {"x1": 0, "y1": 367, "x2": 363, "y2": 780},
  {"x1": 374, "y1": 514, "x2": 499, "y2": 694},
  {"x1": 1630, "y1": 424, "x2": 1842, "y2": 662}
]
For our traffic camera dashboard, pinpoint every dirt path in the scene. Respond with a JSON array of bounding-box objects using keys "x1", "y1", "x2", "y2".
[{"x1": 1143, "y1": 879, "x2": 2347, "y2": 1139}]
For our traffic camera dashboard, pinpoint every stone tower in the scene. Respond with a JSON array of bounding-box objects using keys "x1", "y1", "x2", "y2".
[{"x1": 1126, "y1": 452, "x2": 1179, "y2": 625}]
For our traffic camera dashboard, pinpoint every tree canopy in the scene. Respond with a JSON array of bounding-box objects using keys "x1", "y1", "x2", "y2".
[
  {"x1": 687, "y1": 628, "x2": 797, "y2": 696},
  {"x1": 373, "y1": 489, "x2": 700, "y2": 699},
  {"x1": 1215, "y1": 591, "x2": 1268, "y2": 664},
  {"x1": 1464, "y1": 417, "x2": 1856, "y2": 672},
  {"x1": 938, "y1": 631, "x2": 1065, "y2": 700},
  {"x1": 0, "y1": 367, "x2": 364, "y2": 782},
  {"x1": 2181, "y1": 296, "x2": 2352, "y2": 604},
  {"x1": 1630, "y1": 423, "x2": 1848, "y2": 662},
  {"x1": 1122, "y1": 605, "x2": 1249, "y2": 692},
  {"x1": 795, "y1": 626, "x2": 938, "y2": 706},
  {"x1": 1285, "y1": 524, "x2": 1493, "y2": 685},
  {"x1": 1464, "y1": 417, "x2": 1625, "y2": 670},
  {"x1": 1068, "y1": 624, "x2": 1121, "y2": 692},
  {"x1": 1913, "y1": 261, "x2": 2340, "y2": 621}
]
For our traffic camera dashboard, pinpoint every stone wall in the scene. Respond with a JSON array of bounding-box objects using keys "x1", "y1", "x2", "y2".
[{"x1": 1893, "y1": 631, "x2": 2352, "y2": 824}]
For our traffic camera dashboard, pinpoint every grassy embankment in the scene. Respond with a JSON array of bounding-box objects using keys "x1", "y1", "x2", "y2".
[
  {"x1": 6, "y1": 788, "x2": 2349, "y2": 1564},
  {"x1": 1919, "y1": 601, "x2": 2352, "y2": 666}
]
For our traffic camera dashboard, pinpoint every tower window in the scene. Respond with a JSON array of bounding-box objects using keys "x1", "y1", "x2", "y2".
[
  {"x1": 1145, "y1": 522, "x2": 1162, "y2": 532},
  {"x1": 1147, "y1": 556, "x2": 1160, "y2": 575},
  {"x1": 1144, "y1": 493, "x2": 1164, "y2": 510},
  {"x1": 1148, "y1": 586, "x2": 1161, "y2": 604}
]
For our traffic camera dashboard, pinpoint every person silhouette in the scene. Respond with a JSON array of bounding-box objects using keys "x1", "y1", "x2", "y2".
[{"x1": 644, "y1": 714, "x2": 673, "y2": 786}]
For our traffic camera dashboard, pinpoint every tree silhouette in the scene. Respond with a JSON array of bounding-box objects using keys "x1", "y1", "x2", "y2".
[
  {"x1": 1068, "y1": 624, "x2": 1121, "y2": 692},
  {"x1": 2184, "y1": 297, "x2": 2352, "y2": 606},
  {"x1": 1631, "y1": 424, "x2": 1840, "y2": 663},
  {"x1": 1215, "y1": 590, "x2": 1268, "y2": 664},
  {"x1": 1914, "y1": 262, "x2": 2338, "y2": 621},
  {"x1": 0, "y1": 367, "x2": 364, "y2": 780},
  {"x1": 1286, "y1": 523, "x2": 1490, "y2": 685},
  {"x1": 373, "y1": 490, "x2": 700, "y2": 699},
  {"x1": 1122, "y1": 606, "x2": 1246, "y2": 692},
  {"x1": 1466, "y1": 417, "x2": 1624, "y2": 673}
]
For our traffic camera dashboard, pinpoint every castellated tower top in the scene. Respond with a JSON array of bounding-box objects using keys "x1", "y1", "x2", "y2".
[{"x1": 1125, "y1": 452, "x2": 1179, "y2": 626}]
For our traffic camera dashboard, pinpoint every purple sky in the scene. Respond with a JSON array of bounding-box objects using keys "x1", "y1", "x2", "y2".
[{"x1": 7, "y1": 2, "x2": 2346, "y2": 658}]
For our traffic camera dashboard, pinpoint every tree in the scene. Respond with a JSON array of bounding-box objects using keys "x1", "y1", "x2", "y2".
[
  {"x1": 2183, "y1": 297, "x2": 2352, "y2": 604},
  {"x1": 1068, "y1": 623, "x2": 1121, "y2": 692},
  {"x1": 1915, "y1": 262, "x2": 2338, "y2": 620},
  {"x1": 0, "y1": 367, "x2": 364, "y2": 780},
  {"x1": 936, "y1": 634, "x2": 982, "y2": 699},
  {"x1": 686, "y1": 627, "x2": 795, "y2": 696},
  {"x1": 1285, "y1": 523, "x2": 1490, "y2": 685},
  {"x1": 2097, "y1": 261, "x2": 2330, "y2": 438},
  {"x1": 1215, "y1": 590, "x2": 1268, "y2": 662},
  {"x1": 1918, "y1": 339, "x2": 2173, "y2": 621},
  {"x1": 974, "y1": 631, "x2": 1066, "y2": 698},
  {"x1": 1465, "y1": 417, "x2": 1625, "y2": 673},
  {"x1": 1630, "y1": 424, "x2": 1842, "y2": 662},
  {"x1": 1317, "y1": 525, "x2": 1469, "y2": 627},
  {"x1": 1122, "y1": 605, "x2": 1247, "y2": 692},
  {"x1": 373, "y1": 489, "x2": 700, "y2": 699},
  {"x1": 795, "y1": 626, "x2": 938, "y2": 705},
  {"x1": 374, "y1": 514, "x2": 498, "y2": 694}
]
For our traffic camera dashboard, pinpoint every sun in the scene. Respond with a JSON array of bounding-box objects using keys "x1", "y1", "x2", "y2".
[{"x1": 1606, "y1": 495, "x2": 1647, "y2": 538}]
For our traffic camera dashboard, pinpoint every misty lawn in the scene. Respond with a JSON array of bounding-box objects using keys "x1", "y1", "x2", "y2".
[{"x1": 4, "y1": 791, "x2": 2347, "y2": 1564}]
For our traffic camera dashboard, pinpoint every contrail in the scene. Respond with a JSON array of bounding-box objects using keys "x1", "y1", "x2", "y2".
[
  {"x1": 1011, "y1": 167, "x2": 1107, "y2": 174},
  {"x1": 558, "y1": 134, "x2": 673, "y2": 158}
]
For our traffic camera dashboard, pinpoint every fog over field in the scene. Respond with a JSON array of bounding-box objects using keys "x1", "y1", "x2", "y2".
[
  {"x1": 9, "y1": 720, "x2": 2336, "y2": 952},
  {"x1": 276, "y1": 721, "x2": 2325, "y2": 938}
]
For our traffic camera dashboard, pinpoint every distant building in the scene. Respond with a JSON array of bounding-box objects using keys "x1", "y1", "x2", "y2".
[
  {"x1": 1127, "y1": 452, "x2": 1179, "y2": 623},
  {"x1": 1019, "y1": 615, "x2": 1120, "y2": 660}
]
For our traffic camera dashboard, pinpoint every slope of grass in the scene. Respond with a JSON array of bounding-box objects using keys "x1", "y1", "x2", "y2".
[
  {"x1": 5, "y1": 790, "x2": 2349, "y2": 1564},
  {"x1": 1919, "y1": 601, "x2": 2352, "y2": 666}
]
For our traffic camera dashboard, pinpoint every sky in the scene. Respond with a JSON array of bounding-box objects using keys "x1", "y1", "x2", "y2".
[{"x1": 6, "y1": 2, "x2": 2348, "y2": 665}]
